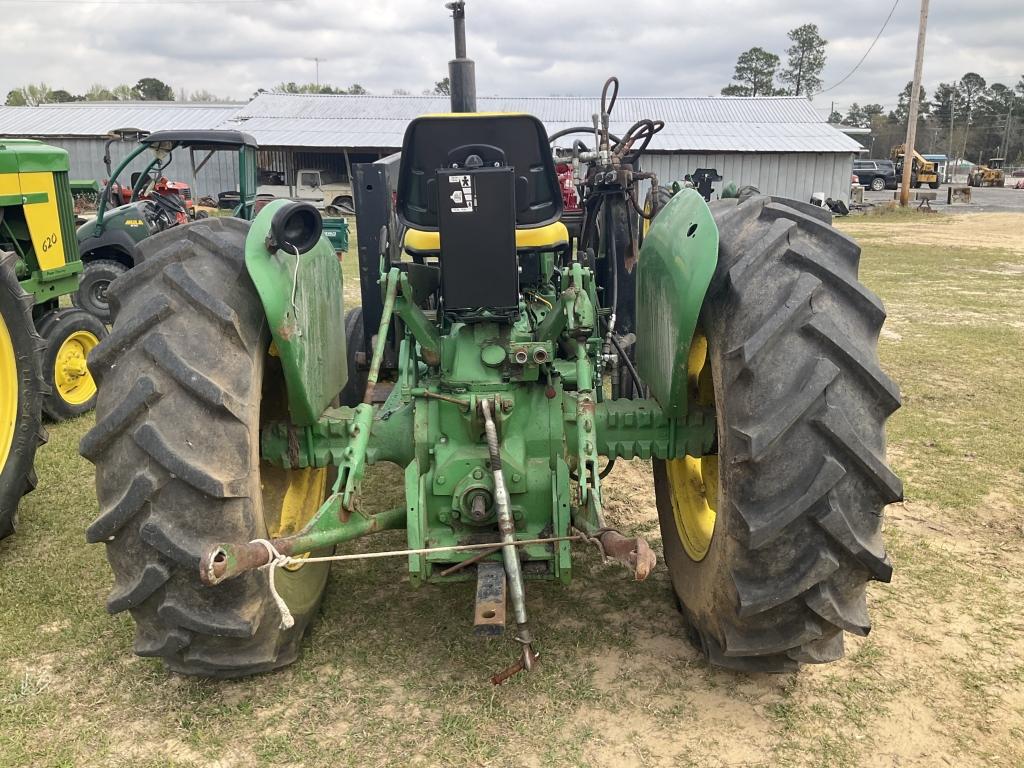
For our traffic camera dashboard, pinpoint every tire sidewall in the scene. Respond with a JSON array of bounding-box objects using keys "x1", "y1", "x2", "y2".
[
  {"x1": 653, "y1": 308, "x2": 737, "y2": 642},
  {"x1": 338, "y1": 306, "x2": 366, "y2": 407},
  {"x1": 252, "y1": 349, "x2": 333, "y2": 621},
  {"x1": 0, "y1": 263, "x2": 43, "y2": 534}
]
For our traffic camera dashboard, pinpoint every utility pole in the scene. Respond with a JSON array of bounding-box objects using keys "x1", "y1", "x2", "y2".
[
  {"x1": 1001, "y1": 96, "x2": 1015, "y2": 159},
  {"x1": 946, "y1": 87, "x2": 956, "y2": 182},
  {"x1": 899, "y1": 0, "x2": 930, "y2": 207},
  {"x1": 306, "y1": 57, "x2": 325, "y2": 88}
]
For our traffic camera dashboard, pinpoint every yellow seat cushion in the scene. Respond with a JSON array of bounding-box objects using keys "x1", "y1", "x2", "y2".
[{"x1": 403, "y1": 221, "x2": 569, "y2": 256}]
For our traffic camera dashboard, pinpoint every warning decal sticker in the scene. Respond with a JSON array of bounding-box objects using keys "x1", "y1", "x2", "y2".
[{"x1": 448, "y1": 174, "x2": 475, "y2": 213}]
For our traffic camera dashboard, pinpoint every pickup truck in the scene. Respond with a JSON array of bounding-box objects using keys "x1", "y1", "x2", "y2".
[{"x1": 256, "y1": 169, "x2": 354, "y2": 212}]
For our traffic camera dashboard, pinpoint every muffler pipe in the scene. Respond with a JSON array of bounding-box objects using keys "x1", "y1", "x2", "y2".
[{"x1": 445, "y1": 1, "x2": 476, "y2": 113}]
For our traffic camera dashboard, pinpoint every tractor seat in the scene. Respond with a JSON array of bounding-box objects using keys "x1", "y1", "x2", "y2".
[{"x1": 403, "y1": 221, "x2": 570, "y2": 257}]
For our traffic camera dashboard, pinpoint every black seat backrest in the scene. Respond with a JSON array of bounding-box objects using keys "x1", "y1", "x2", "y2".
[{"x1": 396, "y1": 113, "x2": 562, "y2": 231}]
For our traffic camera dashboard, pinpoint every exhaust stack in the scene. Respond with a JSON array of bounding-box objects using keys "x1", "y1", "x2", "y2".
[{"x1": 445, "y1": 1, "x2": 476, "y2": 112}]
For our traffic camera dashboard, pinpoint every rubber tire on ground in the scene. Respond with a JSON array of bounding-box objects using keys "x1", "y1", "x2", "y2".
[
  {"x1": 654, "y1": 194, "x2": 902, "y2": 671},
  {"x1": 39, "y1": 308, "x2": 108, "y2": 421},
  {"x1": 0, "y1": 251, "x2": 47, "y2": 540},
  {"x1": 870, "y1": 177, "x2": 886, "y2": 192},
  {"x1": 82, "y1": 218, "x2": 331, "y2": 677},
  {"x1": 74, "y1": 259, "x2": 128, "y2": 324},
  {"x1": 338, "y1": 306, "x2": 366, "y2": 407},
  {"x1": 639, "y1": 186, "x2": 674, "y2": 248},
  {"x1": 331, "y1": 195, "x2": 355, "y2": 215},
  {"x1": 929, "y1": 181, "x2": 941, "y2": 190}
]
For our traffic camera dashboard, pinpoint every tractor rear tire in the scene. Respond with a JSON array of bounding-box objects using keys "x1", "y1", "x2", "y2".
[
  {"x1": 39, "y1": 308, "x2": 107, "y2": 421},
  {"x1": 82, "y1": 218, "x2": 331, "y2": 677},
  {"x1": 74, "y1": 259, "x2": 128, "y2": 324},
  {"x1": 338, "y1": 306, "x2": 366, "y2": 407},
  {"x1": 654, "y1": 195, "x2": 901, "y2": 671},
  {"x1": 331, "y1": 195, "x2": 355, "y2": 215},
  {"x1": 0, "y1": 251, "x2": 46, "y2": 540}
]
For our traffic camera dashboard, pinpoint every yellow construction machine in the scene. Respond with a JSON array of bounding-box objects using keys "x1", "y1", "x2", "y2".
[
  {"x1": 891, "y1": 145, "x2": 940, "y2": 189},
  {"x1": 968, "y1": 158, "x2": 1005, "y2": 187}
]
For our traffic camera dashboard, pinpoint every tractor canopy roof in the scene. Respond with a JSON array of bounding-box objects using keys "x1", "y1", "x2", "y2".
[
  {"x1": 141, "y1": 130, "x2": 258, "y2": 151},
  {"x1": 0, "y1": 139, "x2": 70, "y2": 175}
]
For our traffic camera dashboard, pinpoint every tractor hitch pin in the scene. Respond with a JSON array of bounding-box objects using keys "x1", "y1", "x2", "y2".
[{"x1": 480, "y1": 396, "x2": 537, "y2": 684}]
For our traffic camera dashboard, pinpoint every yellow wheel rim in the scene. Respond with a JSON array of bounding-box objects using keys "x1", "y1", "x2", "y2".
[
  {"x1": 0, "y1": 311, "x2": 18, "y2": 469},
  {"x1": 54, "y1": 330, "x2": 100, "y2": 406},
  {"x1": 666, "y1": 330, "x2": 718, "y2": 561},
  {"x1": 261, "y1": 465, "x2": 328, "y2": 571}
]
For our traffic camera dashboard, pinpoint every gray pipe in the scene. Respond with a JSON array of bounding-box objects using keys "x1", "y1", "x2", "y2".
[{"x1": 445, "y1": 1, "x2": 476, "y2": 112}]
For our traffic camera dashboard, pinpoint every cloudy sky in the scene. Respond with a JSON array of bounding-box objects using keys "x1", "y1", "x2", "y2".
[{"x1": 3, "y1": 0, "x2": 1022, "y2": 117}]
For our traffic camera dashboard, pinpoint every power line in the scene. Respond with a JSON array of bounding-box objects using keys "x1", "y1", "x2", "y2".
[
  {"x1": 0, "y1": 0, "x2": 288, "y2": 4},
  {"x1": 814, "y1": 0, "x2": 901, "y2": 96}
]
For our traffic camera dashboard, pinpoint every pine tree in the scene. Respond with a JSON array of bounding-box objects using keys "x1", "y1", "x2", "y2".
[
  {"x1": 721, "y1": 47, "x2": 782, "y2": 97},
  {"x1": 779, "y1": 24, "x2": 827, "y2": 97}
]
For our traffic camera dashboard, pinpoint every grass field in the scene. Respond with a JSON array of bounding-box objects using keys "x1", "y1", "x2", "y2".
[{"x1": 1, "y1": 212, "x2": 1022, "y2": 767}]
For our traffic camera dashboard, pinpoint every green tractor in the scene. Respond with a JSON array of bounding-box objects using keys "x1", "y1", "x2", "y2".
[
  {"x1": 84, "y1": 4, "x2": 899, "y2": 678},
  {"x1": 2, "y1": 138, "x2": 109, "y2": 538},
  {"x1": 74, "y1": 130, "x2": 259, "y2": 323},
  {"x1": 1, "y1": 139, "x2": 108, "y2": 422}
]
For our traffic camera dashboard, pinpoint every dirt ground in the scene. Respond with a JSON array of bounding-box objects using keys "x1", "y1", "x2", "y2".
[
  {"x1": 0, "y1": 210, "x2": 1021, "y2": 767},
  {"x1": 853, "y1": 211, "x2": 1024, "y2": 256}
]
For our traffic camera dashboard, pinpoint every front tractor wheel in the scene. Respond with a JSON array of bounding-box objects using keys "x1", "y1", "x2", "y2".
[
  {"x1": 83, "y1": 218, "x2": 331, "y2": 677},
  {"x1": 654, "y1": 195, "x2": 901, "y2": 671},
  {"x1": 74, "y1": 259, "x2": 128, "y2": 324},
  {"x1": 38, "y1": 308, "x2": 107, "y2": 421}
]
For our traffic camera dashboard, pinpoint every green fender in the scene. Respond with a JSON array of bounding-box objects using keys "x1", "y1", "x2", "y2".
[
  {"x1": 244, "y1": 199, "x2": 348, "y2": 426},
  {"x1": 635, "y1": 188, "x2": 719, "y2": 418}
]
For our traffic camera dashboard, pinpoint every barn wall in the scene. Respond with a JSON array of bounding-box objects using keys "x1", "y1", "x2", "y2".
[
  {"x1": 24, "y1": 137, "x2": 241, "y2": 199},
  {"x1": 644, "y1": 152, "x2": 856, "y2": 203},
  {"x1": 19, "y1": 138, "x2": 855, "y2": 205}
]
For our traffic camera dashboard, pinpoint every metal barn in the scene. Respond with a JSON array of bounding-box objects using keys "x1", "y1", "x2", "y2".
[
  {"x1": 0, "y1": 94, "x2": 860, "y2": 202},
  {"x1": 0, "y1": 103, "x2": 242, "y2": 197},
  {"x1": 224, "y1": 93, "x2": 860, "y2": 201}
]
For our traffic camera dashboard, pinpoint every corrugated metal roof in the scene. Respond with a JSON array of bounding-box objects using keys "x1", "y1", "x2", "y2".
[
  {"x1": 223, "y1": 93, "x2": 860, "y2": 153},
  {"x1": 0, "y1": 102, "x2": 241, "y2": 137},
  {"x1": 0, "y1": 94, "x2": 861, "y2": 154}
]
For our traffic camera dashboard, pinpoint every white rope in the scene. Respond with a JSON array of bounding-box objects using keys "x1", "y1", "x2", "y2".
[
  {"x1": 249, "y1": 534, "x2": 585, "y2": 630},
  {"x1": 251, "y1": 538, "x2": 295, "y2": 630}
]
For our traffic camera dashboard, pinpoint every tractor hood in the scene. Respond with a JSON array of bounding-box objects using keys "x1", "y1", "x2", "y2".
[{"x1": 77, "y1": 202, "x2": 153, "y2": 243}]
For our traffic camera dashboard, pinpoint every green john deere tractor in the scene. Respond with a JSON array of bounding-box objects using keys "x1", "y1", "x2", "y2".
[
  {"x1": 2, "y1": 138, "x2": 109, "y2": 538},
  {"x1": 74, "y1": 130, "x2": 259, "y2": 323},
  {"x1": 84, "y1": 3, "x2": 900, "y2": 678}
]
